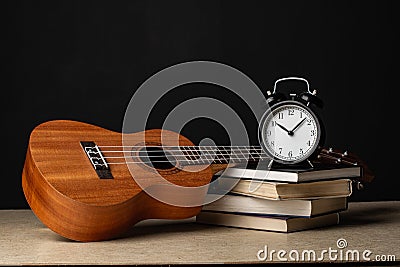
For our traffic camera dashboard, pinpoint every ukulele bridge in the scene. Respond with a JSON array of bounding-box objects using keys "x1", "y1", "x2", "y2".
[{"x1": 80, "y1": 141, "x2": 113, "y2": 179}]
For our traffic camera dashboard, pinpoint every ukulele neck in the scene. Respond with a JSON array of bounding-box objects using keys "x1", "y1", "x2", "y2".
[
  {"x1": 178, "y1": 145, "x2": 373, "y2": 185},
  {"x1": 177, "y1": 146, "x2": 269, "y2": 165}
]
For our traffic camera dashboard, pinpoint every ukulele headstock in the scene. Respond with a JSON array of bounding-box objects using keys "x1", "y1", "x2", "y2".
[{"x1": 315, "y1": 147, "x2": 375, "y2": 189}]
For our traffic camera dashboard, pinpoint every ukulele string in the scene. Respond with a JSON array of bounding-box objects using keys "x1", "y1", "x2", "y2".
[
  {"x1": 100, "y1": 150, "x2": 266, "y2": 157},
  {"x1": 104, "y1": 154, "x2": 271, "y2": 164},
  {"x1": 99, "y1": 146, "x2": 265, "y2": 157},
  {"x1": 98, "y1": 145, "x2": 261, "y2": 149},
  {"x1": 103, "y1": 149, "x2": 269, "y2": 164},
  {"x1": 97, "y1": 146, "x2": 265, "y2": 152},
  {"x1": 105, "y1": 158, "x2": 272, "y2": 165},
  {"x1": 102, "y1": 149, "x2": 264, "y2": 161},
  {"x1": 88, "y1": 145, "x2": 270, "y2": 165}
]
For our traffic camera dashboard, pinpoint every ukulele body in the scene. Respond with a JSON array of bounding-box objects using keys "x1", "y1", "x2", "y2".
[{"x1": 22, "y1": 120, "x2": 213, "y2": 241}]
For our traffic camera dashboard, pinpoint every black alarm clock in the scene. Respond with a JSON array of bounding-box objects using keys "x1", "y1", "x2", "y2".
[{"x1": 259, "y1": 77, "x2": 325, "y2": 166}]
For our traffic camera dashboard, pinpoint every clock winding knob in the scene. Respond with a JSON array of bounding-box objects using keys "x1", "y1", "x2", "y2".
[
  {"x1": 265, "y1": 90, "x2": 287, "y2": 107},
  {"x1": 299, "y1": 90, "x2": 324, "y2": 108}
]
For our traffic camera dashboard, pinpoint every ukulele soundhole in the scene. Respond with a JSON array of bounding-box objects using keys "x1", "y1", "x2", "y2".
[{"x1": 138, "y1": 147, "x2": 177, "y2": 170}]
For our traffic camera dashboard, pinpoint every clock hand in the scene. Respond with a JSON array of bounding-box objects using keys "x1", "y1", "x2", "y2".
[
  {"x1": 275, "y1": 123, "x2": 293, "y2": 136},
  {"x1": 290, "y1": 118, "x2": 306, "y2": 133}
]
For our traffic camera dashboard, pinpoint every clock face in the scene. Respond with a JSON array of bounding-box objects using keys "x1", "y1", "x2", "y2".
[{"x1": 259, "y1": 101, "x2": 321, "y2": 164}]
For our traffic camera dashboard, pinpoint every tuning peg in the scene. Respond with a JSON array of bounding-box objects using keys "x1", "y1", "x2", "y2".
[
  {"x1": 343, "y1": 151, "x2": 348, "y2": 156},
  {"x1": 355, "y1": 181, "x2": 364, "y2": 190}
]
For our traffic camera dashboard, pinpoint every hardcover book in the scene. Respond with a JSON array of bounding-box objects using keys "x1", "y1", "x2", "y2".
[
  {"x1": 202, "y1": 194, "x2": 348, "y2": 217},
  {"x1": 196, "y1": 212, "x2": 339, "y2": 232},
  {"x1": 229, "y1": 179, "x2": 352, "y2": 200},
  {"x1": 218, "y1": 163, "x2": 361, "y2": 183}
]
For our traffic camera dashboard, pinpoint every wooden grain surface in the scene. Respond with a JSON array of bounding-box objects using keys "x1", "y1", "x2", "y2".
[
  {"x1": 0, "y1": 201, "x2": 399, "y2": 265},
  {"x1": 22, "y1": 120, "x2": 217, "y2": 241}
]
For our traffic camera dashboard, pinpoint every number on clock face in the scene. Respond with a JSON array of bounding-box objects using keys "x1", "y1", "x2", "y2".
[{"x1": 260, "y1": 104, "x2": 320, "y2": 163}]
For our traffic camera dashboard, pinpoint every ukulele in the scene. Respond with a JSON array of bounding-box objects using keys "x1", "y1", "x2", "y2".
[{"x1": 22, "y1": 120, "x2": 374, "y2": 241}]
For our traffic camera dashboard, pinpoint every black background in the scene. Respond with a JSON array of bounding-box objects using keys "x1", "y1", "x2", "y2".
[{"x1": 2, "y1": 0, "x2": 399, "y2": 209}]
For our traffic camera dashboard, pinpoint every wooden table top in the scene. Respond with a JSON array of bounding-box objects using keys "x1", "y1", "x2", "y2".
[{"x1": 0, "y1": 201, "x2": 399, "y2": 265}]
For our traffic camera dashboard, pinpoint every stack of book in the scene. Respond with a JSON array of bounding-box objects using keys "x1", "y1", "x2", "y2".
[{"x1": 196, "y1": 163, "x2": 361, "y2": 232}]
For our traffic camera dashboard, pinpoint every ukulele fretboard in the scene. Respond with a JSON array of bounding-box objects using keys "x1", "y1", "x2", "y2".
[{"x1": 162, "y1": 146, "x2": 270, "y2": 165}]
